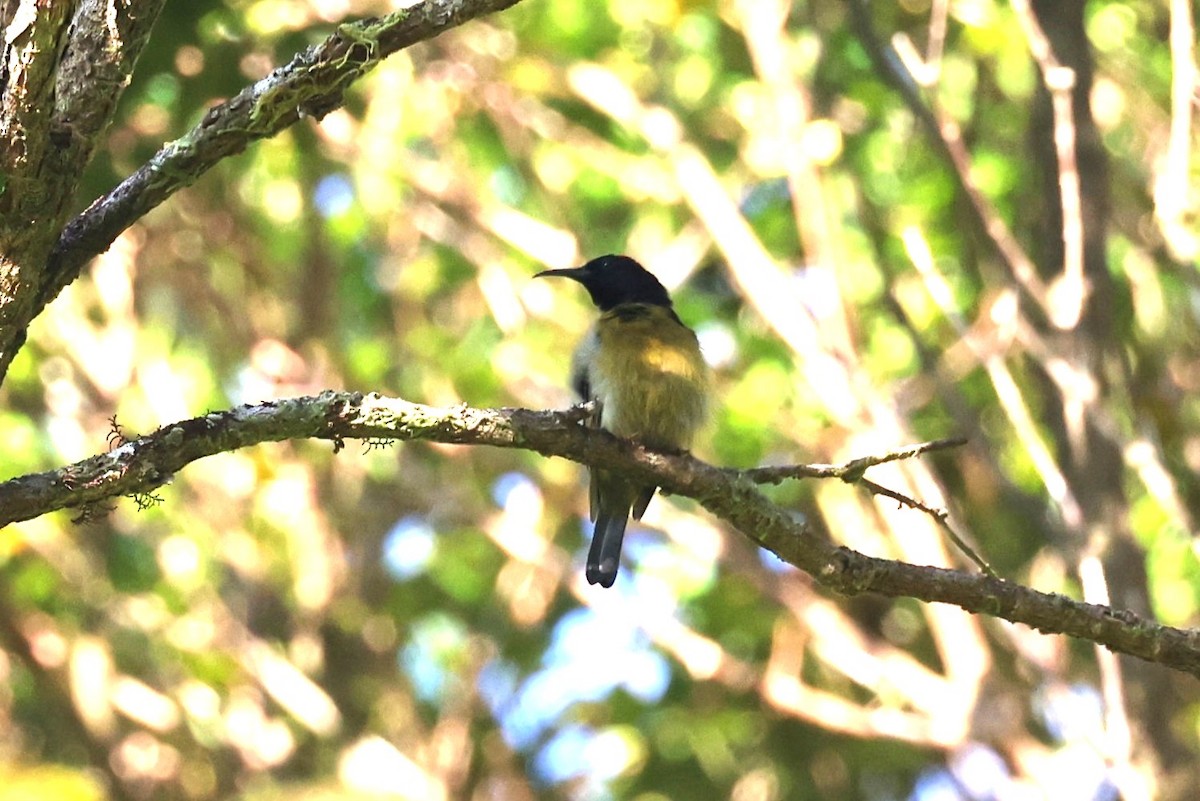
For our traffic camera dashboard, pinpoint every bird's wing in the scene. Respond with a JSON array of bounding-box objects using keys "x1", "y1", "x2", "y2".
[
  {"x1": 586, "y1": 398, "x2": 603, "y2": 522},
  {"x1": 569, "y1": 326, "x2": 604, "y2": 521},
  {"x1": 631, "y1": 485, "x2": 656, "y2": 521},
  {"x1": 569, "y1": 326, "x2": 599, "y2": 402}
]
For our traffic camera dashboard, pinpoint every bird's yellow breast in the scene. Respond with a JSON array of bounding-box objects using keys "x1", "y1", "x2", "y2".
[{"x1": 584, "y1": 303, "x2": 709, "y2": 449}]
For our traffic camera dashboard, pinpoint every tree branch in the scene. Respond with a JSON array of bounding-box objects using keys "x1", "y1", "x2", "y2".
[
  {"x1": 740, "y1": 437, "x2": 967, "y2": 484},
  {"x1": 36, "y1": 0, "x2": 526, "y2": 317},
  {"x1": 2, "y1": 392, "x2": 1198, "y2": 678},
  {"x1": 0, "y1": 1, "x2": 167, "y2": 378}
]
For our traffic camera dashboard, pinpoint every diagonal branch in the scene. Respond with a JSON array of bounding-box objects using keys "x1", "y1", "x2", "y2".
[
  {"x1": 35, "y1": 0, "x2": 526, "y2": 316},
  {"x1": 1, "y1": 392, "x2": 1199, "y2": 678},
  {"x1": 0, "y1": 0, "x2": 167, "y2": 380}
]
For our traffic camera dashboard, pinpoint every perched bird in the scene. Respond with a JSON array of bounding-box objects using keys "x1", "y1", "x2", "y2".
[{"x1": 536, "y1": 255, "x2": 709, "y2": 587}]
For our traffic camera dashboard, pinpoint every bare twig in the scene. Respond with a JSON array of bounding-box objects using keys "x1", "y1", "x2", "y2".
[
  {"x1": 739, "y1": 437, "x2": 967, "y2": 485},
  {"x1": 738, "y1": 437, "x2": 989, "y2": 574},
  {"x1": 858, "y1": 477, "x2": 994, "y2": 577}
]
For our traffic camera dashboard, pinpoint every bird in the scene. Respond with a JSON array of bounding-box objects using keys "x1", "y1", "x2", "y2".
[{"x1": 535, "y1": 254, "x2": 709, "y2": 587}]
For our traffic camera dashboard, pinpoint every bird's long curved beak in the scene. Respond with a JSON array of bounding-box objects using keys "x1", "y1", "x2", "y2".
[{"x1": 533, "y1": 267, "x2": 587, "y2": 280}]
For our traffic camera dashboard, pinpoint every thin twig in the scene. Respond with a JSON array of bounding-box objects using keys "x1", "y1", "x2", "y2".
[
  {"x1": 859, "y1": 477, "x2": 994, "y2": 577},
  {"x1": 738, "y1": 437, "x2": 989, "y2": 574},
  {"x1": 739, "y1": 437, "x2": 967, "y2": 485}
]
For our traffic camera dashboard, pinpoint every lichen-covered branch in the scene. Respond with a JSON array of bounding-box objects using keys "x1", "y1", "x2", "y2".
[
  {"x1": 0, "y1": 0, "x2": 167, "y2": 380},
  {"x1": 37, "y1": 0, "x2": 526, "y2": 318},
  {"x1": 2, "y1": 391, "x2": 1198, "y2": 678}
]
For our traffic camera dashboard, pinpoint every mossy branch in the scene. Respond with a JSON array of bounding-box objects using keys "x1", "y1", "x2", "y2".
[
  {"x1": 37, "y1": 0, "x2": 527, "y2": 316},
  {"x1": 1, "y1": 391, "x2": 1197, "y2": 678}
]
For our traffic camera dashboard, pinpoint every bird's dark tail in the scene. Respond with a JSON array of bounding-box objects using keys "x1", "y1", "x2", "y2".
[{"x1": 586, "y1": 512, "x2": 629, "y2": 587}]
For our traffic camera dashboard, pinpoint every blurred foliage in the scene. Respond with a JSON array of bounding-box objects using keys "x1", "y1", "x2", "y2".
[{"x1": 2, "y1": 0, "x2": 1199, "y2": 799}]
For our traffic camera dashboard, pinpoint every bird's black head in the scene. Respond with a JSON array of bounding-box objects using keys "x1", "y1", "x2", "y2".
[{"x1": 535, "y1": 254, "x2": 673, "y2": 311}]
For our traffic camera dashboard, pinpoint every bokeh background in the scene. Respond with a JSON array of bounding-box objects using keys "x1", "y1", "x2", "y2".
[{"x1": 1, "y1": 0, "x2": 1198, "y2": 799}]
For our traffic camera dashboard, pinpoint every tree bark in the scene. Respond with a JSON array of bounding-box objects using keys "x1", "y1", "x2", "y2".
[
  {"x1": 0, "y1": 0, "x2": 526, "y2": 386},
  {"x1": 0, "y1": 0, "x2": 166, "y2": 378},
  {"x1": 2, "y1": 391, "x2": 1199, "y2": 679}
]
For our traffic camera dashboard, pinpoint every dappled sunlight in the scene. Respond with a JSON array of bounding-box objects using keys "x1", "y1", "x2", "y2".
[
  {"x1": 339, "y1": 735, "x2": 448, "y2": 799},
  {"x1": 1, "y1": 0, "x2": 1195, "y2": 798},
  {"x1": 224, "y1": 688, "x2": 296, "y2": 770},
  {"x1": 110, "y1": 676, "x2": 182, "y2": 733},
  {"x1": 241, "y1": 641, "x2": 341, "y2": 736}
]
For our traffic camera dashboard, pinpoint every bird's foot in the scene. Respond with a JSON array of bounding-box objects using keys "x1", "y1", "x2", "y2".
[{"x1": 561, "y1": 400, "x2": 600, "y2": 424}]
